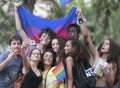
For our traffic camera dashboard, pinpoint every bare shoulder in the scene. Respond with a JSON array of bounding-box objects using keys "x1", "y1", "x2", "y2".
[
  {"x1": 66, "y1": 56, "x2": 73, "y2": 62},
  {"x1": 109, "y1": 62, "x2": 117, "y2": 70}
]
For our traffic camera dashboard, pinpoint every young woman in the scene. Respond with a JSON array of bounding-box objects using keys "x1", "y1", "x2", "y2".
[
  {"x1": 51, "y1": 36, "x2": 65, "y2": 64},
  {"x1": 73, "y1": 7, "x2": 119, "y2": 88},
  {"x1": 20, "y1": 40, "x2": 42, "y2": 88},
  {"x1": 63, "y1": 38, "x2": 90, "y2": 88},
  {"x1": 41, "y1": 49, "x2": 65, "y2": 88},
  {"x1": 89, "y1": 38, "x2": 119, "y2": 88}
]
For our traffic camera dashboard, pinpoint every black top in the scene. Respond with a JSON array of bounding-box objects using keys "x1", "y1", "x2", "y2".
[
  {"x1": 73, "y1": 61, "x2": 96, "y2": 88},
  {"x1": 21, "y1": 68, "x2": 42, "y2": 88}
]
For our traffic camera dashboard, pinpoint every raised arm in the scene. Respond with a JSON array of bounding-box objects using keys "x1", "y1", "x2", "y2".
[
  {"x1": 21, "y1": 39, "x2": 30, "y2": 74},
  {"x1": 14, "y1": 2, "x2": 29, "y2": 40},
  {"x1": 76, "y1": 7, "x2": 99, "y2": 60}
]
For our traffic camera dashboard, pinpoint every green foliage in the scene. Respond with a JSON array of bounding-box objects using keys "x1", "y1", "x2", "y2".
[
  {"x1": 0, "y1": 0, "x2": 35, "y2": 52},
  {"x1": 66, "y1": 0, "x2": 120, "y2": 47},
  {"x1": 108, "y1": 8, "x2": 120, "y2": 42},
  {"x1": 90, "y1": 0, "x2": 120, "y2": 46},
  {"x1": 48, "y1": 0, "x2": 66, "y2": 19},
  {"x1": 0, "y1": 2, "x2": 16, "y2": 45},
  {"x1": 22, "y1": 0, "x2": 36, "y2": 12},
  {"x1": 65, "y1": 0, "x2": 85, "y2": 13},
  {"x1": 0, "y1": 0, "x2": 120, "y2": 52}
]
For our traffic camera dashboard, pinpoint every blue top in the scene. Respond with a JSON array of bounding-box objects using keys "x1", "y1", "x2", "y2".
[{"x1": 0, "y1": 50, "x2": 23, "y2": 88}]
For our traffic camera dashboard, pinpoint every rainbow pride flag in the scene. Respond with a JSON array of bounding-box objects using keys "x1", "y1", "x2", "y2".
[
  {"x1": 52, "y1": 61, "x2": 66, "y2": 82},
  {"x1": 17, "y1": 6, "x2": 77, "y2": 43},
  {"x1": 59, "y1": 0, "x2": 73, "y2": 6}
]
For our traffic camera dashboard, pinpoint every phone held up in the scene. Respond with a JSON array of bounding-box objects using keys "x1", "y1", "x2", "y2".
[{"x1": 29, "y1": 40, "x2": 36, "y2": 46}]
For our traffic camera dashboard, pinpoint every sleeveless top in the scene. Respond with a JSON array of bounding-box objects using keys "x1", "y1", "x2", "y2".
[{"x1": 21, "y1": 68, "x2": 42, "y2": 88}]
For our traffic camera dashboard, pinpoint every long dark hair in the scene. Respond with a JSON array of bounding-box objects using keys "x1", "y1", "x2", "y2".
[
  {"x1": 116, "y1": 43, "x2": 120, "y2": 83},
  {"x1": 51, "y1": 36, "x2": 65, "y2": 61},
  {"x1": 98, "y1": 39, "x2": 120, "y2": 83},
  {"x1": 64, "y1": 38, "x2": 90, "y2": 63},
  {"x1": 40, "y1": 49, "x2": 56, "y2": 71},
  {"x1": 98, "y1": 39, "x2": 118, "y2": 63}
]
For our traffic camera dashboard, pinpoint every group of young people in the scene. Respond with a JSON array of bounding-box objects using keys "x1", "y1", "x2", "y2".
[{"x1": 0, "y1": 2, "x2": 120, "y2": 88}]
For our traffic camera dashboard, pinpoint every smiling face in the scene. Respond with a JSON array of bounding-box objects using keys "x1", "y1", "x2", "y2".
[
  {"x1": 101, "y1": 40, "x2": 110, "y2": 53},
  {"x1": 43, "y1": 51, "x2": 53, "y2": 66},
  {"x1": 30, "y1": 49, "x2": 41, "y2": 62},
  {"x1": 39, "y1": 33, "x2": 51, "y2": 46},
  {"x1": 9, "y1": 39, "x2": 21, "y2": 54},
  {"x1": 51, "y1": 39, "x2": 60, "y2": 53},
  {"x1": 64, "y1": 40, "x2": 72, "y2": 54}
]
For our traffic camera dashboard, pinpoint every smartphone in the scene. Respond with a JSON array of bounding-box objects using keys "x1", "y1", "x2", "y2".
[{"x1": 29, "y1": 40, "x2": 36, "y2": 46}]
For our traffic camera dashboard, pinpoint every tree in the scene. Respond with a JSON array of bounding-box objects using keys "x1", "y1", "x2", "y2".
[
  {"x1": 48, "y1": 0, "x2": 66, "y2": 18},
  {"x1": 0, "y1": 0, "x2": 65, "y2": 52},
  {"x1": 65, "y1": 0, "x2": 120, "y2": 46},
  {"x1": 91, "y1": 0, "x2": 120, "y2": 46},
  {"x1": 22, "y1": 0, "x2": 36, "y2": 13},
  {"x1": 0, "y1": 0, "x2": 120, "y2": 52},
  {"x1": 0, "y1": 1, "x2": 16, "y2": 43}
]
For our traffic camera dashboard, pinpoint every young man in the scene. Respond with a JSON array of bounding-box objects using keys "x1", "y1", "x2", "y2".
[
  {"x1": 36, "y1": 27, "x2": 55, "y2": 53},
  {"x1": 67, "y1": 23, "x2": 81, "y2": 39},
  {"x1": 0, "y1": 35, "x2": 23, "y2": 88},
  {"x1": 14, "y1": 2, "x2": 55, "y2": 54},
  {"x1": 67, "y1": 8, "x2": 88, "y2": 41}
]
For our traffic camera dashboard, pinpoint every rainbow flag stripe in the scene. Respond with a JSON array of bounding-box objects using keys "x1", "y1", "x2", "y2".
[{"x1": 52, "y1": 61, "x2": 66, "y2": 82}]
